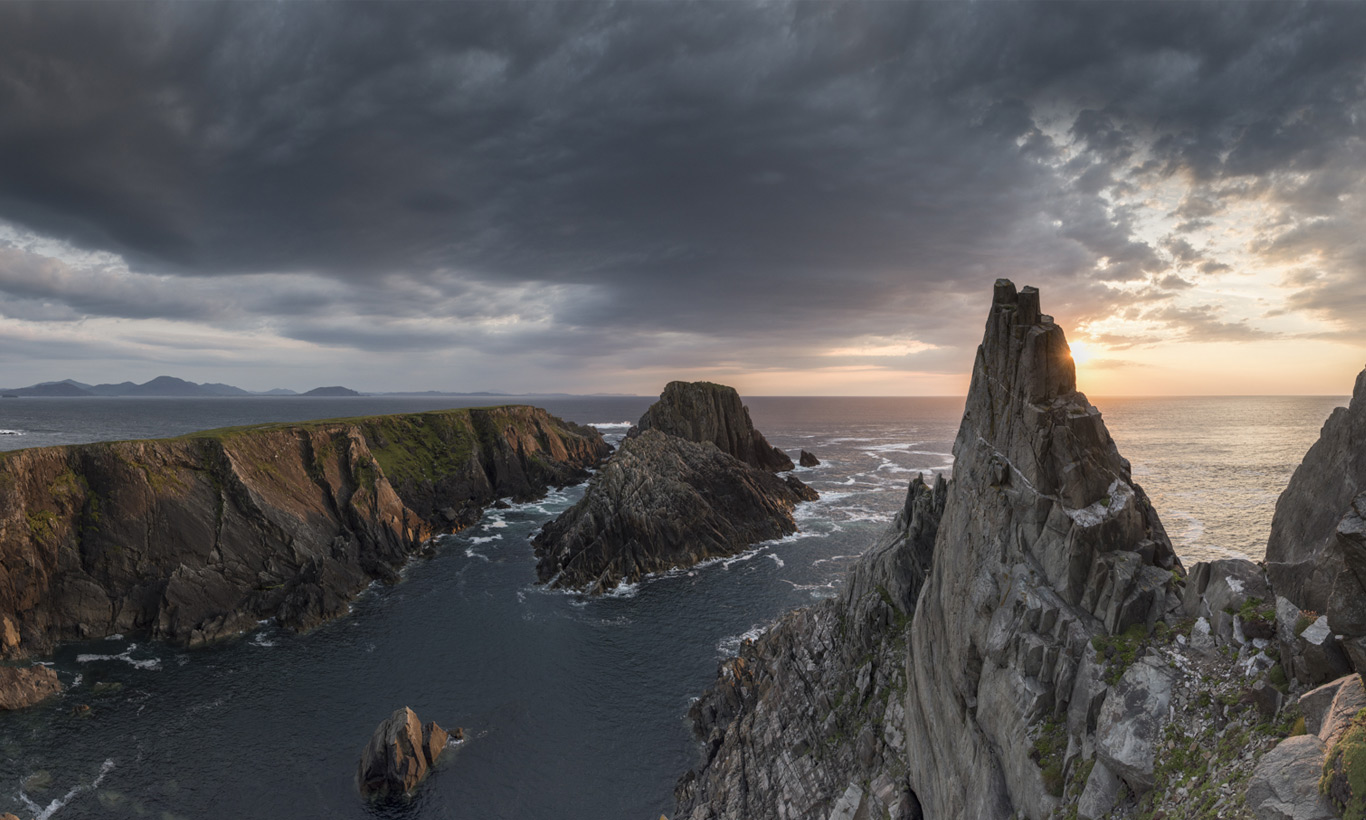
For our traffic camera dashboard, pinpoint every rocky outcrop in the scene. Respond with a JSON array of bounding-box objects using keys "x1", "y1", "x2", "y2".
[
  {"x1": 1265, "y1": 366, "x2": 1366, "y2": 678},
  {"x1": 635, "y1": 381, "x2": 794, "y2": 472},
  {"x1": 0, "y1": 407, "x2": 608, "y2": 655},
  {"x1": 677, "y1": 281, "x2": 1183, "y2": 820},
  {"x1": 676, "y1": 473, "x2": 945, "y2": 820},
  {"x1": 534, "y1": 383, "x2": 815, "y2": 594},
  {"x1": 357, "y1": 706, "x2": 450, "y2": 798},
  {"x1": 0, "y1": 665, "x2": 60, "y2": 709},
  {"x1": 799, "y1": 450, "x2": 820, "y2": 467},
  {"x1": 534, "y1": 430, "x2": 816, "y2": 593}
]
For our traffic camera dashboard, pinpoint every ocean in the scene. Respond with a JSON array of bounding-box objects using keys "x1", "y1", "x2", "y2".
[{"x1": 0, "y1": 394, "x2": 1345, "y2": 819}]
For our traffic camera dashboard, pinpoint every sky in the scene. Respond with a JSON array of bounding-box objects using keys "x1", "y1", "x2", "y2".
[{"x1": 0, "y1": 2, "x2": 1364, "y2": 396}]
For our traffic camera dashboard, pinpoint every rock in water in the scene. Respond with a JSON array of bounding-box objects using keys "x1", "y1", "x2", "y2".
[
  {"x1": 357, "y1": 707, "x2": 449, "y2": 798},
  {"x1": 1265, "y1": 366, "x2": 1366, "y2": 674},
  {"x1": 635, "y1": 381, "x2": 794, "y2": 471},
  {"x1": 798, "y1": 450, "x2": 820, "y2": 467},
  {"x1": 533, "y1": 430, "x2": 816, "y2": 593},
  {"x1": 0, "y1": 665, "x2": 61, "y2": 709}
]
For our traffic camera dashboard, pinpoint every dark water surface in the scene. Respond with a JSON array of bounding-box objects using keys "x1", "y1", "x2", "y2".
[{"x1": 0, "y1": 394, "x2": 1344, "y2": 818}]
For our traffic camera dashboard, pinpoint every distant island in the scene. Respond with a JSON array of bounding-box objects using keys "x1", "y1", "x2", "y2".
[{"x1": 0, "y1": 376, "x2": 638, "y2": 398}]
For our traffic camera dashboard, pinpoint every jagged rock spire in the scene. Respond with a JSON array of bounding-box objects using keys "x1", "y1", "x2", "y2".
[{"x1": 904, "y1": 279, "x2": 1179, "y2": 819}]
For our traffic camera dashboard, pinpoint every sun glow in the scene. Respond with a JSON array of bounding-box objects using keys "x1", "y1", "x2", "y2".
[{"x1": 1068, "y1": 341, "x2": 1094, "y2": 366}]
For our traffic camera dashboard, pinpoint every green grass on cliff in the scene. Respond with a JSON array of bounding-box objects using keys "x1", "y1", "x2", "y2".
[{"x1": 1322, "y1": 707, "x2": 1366, "y2": 819}]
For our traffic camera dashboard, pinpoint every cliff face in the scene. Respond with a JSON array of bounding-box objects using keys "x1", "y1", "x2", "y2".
[
  {"x1": 1266, "y1": 368, "x2": 1366, "y2": 618},
  {"x1": 635, "y1": 381, "x2": 794, "y2": 472},
  {"x1": 678, "y1": 281, "x2": 1183, "y2": 820},
  {"x1": 904, "y1": 280, "x2": 1179, "y2": 819},
  {"x1": 0, "y1": 406, "x2": 608, "y2": 656},
  {"x1": 676, "y1": 475, "x2": 945, "y2": 820}
]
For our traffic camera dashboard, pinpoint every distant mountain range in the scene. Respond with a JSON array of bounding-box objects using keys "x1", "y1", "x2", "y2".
[
  {"x1": 0, "y1": 376, "x2": 636, "y2": 398},
  {"x1": 0, "y1": 377, "x2": 353, "y2": 398}
]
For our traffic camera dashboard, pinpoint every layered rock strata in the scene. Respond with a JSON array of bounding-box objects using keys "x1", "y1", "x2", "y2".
[
  {"x1": 535, "y1": 383, "x2": 815, "y2": 594},
  {"x1": 678, "y1": 281, "x2": 1183, "y2": 819},
  {"x1": 0, "y1": 407, "x2": 608, "y2": 655},
  {"x1": 634, "y1": 381, "x2": 794, "y2": 472}
]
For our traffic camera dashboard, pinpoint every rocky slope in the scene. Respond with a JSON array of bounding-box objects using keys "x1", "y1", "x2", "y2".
[
  {"x1": 635, "y1": 381, "x2": 795, "y2": 472},
  {"x1": 0, "y1": 406, "x2": 608, "y2": 656}
]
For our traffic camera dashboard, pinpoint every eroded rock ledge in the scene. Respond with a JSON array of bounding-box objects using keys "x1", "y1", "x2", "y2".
[
  {"x1": 0, "y1": 406, "x2": 609, "y2": 656},
  {"x1": 534, "y1": 382, "x2": 815, "y2": 594}
]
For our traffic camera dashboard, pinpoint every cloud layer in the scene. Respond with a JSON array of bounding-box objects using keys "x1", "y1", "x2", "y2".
[{"x1": 0, "y1": 2, "x2": 1363, "y2": 392}]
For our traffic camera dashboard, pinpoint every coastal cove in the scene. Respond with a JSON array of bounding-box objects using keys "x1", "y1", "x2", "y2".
[{"x1": 0, "y1": 394, "x2": 1344, "y2": 818}]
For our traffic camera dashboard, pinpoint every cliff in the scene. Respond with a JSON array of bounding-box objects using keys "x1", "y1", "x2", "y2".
[
  {"x1": 677, "y1": 282, "x2": 1203, "y2": 820},
  {"x1": 634, "y1": 381, "x2": 794, "y2": 472},
  {"x1": 534, "y1": 382, "x2": 815, "y2": 593},
  {"x1": 1265, "y1": 368, "x2": 1366, "y2": 639},
  {"x1": 0, "y1": 406, "x2": 608, "y2": 656}
]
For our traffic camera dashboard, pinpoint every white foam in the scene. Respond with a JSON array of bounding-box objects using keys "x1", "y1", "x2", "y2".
[
  {"x1": 589, "y1": 421, "x2": 634, "y2": 429},
  {"x1": 249, "y1": 633, "x2": 276, "y2": 648},
  {"x1": 767, "y1": 554, "x2": 785, "y2": 568},
  {"x1": 0, "y1": 429, "x2": 22, "y2": 436},
  {"x1": 74, "y1": 643, "x2": 161, "y2": 671},
  {"x1": 21, "y1": 759, "x2": 114, "y2": 820},
  {"x1": 717, "y1": 623, "x2": 773, "y2": 657},
  {"x1": 464, "y1": 548, "x2": 490, "y2": 562},
  {"x1": 470, "y1": 535, "x2": 503, "y2": 545}
]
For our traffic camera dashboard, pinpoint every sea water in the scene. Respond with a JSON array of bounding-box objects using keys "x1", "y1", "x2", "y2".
[{"x1": 0, "y1": 394, "x2": 1344, "y2": 818}]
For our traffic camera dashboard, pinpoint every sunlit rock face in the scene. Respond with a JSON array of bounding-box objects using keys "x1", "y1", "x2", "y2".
[
  {"x1": 904, "y1": 279, "x2": 1179, "y2": 819},
  {"x1": 634, "y1": 381, "x2": 795, "y2": 472}
]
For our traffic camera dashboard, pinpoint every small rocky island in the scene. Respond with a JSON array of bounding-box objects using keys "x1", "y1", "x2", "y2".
[
  {"x1": 0, "y1": 406, "x2": 609, "y2": 660},
  {"x1": 357, "y1": 706, "x2": 457, "y2": 798},
  {"x1": 534, "y1": 381, "x2": 816, "y2": 594},
  {"x1": 674, "y1": 281, "x2": 1366, "y2": 820}
]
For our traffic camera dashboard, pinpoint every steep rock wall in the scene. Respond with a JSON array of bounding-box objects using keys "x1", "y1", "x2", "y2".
[
  {"x1": 0, "y1": 406, "x2": 608, "y2": 656},
  {"x1": 635, "y1": 381, "x2": 794, "y2": 472}
]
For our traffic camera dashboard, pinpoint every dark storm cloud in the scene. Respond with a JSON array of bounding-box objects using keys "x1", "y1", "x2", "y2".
[{"x1": 0, "y1": 0, "x2": 1364, "y2": 378}]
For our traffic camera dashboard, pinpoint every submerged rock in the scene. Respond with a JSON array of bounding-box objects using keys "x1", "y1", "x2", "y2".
[
  {"x1": 634, "y1": 381, "x2": 794, "y2": 471},
  {"x1": 357, "y1": 707, "x2": 449, "y2": 798},
  {"x1": 0, "y1": 665, "x2": 60, "y2": 709},
  {"x1": 533, "y1": 430, "x2": 816, "y2": 593},
  {"x1": 798, "y1": 450, "x2": 820, "y2": 467}
]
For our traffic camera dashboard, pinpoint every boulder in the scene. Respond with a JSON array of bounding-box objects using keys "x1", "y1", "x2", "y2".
[
  {"x1": 634, "y1": 381, "x2": 794, "y2": 472},
  {"x1": 799, "y1": 450, "x2": 821, "y2": 467},
  {"x1": 1246, "y1": 734, "x2": 1335, "y2": 820},
  {"x1": 1317, "y1": 673, "x2": 1366, "y2": 749},
  {"x1": 1094, "y1": 653, "x2": 1178, "y2": 792},
  {"x1": 357, "y1": 707, "x2": 450, "y2": 798},
  {"x1": 1077, "y1": 760, "x2": 1123, "y2": 820},
  {"x1": 0, "y1": 665, "x2": 61, "y2": 710}
]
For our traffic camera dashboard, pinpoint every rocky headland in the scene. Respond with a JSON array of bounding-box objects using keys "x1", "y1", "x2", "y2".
[
  {"x1": 357, "y1": 706, "x2": 457, "y2": 799},
  {"x1": 0, "y1": 406, "x2": 608, "y2": 658},
  {"x1": 534, "y1": 382, "x2": 816, "y2": 594},
  {"x1": 675, "y1": 281, "x2": 1366, "y2": 820}
]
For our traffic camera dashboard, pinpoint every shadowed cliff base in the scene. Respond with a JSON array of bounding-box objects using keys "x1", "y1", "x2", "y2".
[
  {"x1": 0, "y1": 406, "x2": 609, "y2": 658},
  {"x1": 534, "y1": 381, "x2": 815, "y2": 594}
]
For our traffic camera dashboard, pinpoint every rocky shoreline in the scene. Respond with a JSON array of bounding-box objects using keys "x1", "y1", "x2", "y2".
[{"x1": 0, "y1": 406, "x2": 609, "y2": 659}]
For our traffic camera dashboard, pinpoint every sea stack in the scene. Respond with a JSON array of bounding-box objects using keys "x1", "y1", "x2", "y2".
[
  {"x1": 357, "y1": 706, "x2": 450, "y2": 798},
  {"x1": 533, "y1": 381, "x2": 816, "y2": 594},
  {"x1": 677, "y1": 280, "x2": 1181, "y2": 820}
]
